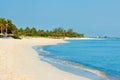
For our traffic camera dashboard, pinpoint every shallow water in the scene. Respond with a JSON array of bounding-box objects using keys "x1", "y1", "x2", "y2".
[{"x1": 34, "y1": 39, "x2": 120, "y2": 80}]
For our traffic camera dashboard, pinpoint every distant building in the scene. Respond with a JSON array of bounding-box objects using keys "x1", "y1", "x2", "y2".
[{"x1": 96, "y1": 36, "x2": 101, "y2": 38}]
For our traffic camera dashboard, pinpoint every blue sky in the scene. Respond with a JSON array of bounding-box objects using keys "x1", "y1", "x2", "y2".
[{"x1": 0, "y1": 0, "x2": 120, "y2": 37}]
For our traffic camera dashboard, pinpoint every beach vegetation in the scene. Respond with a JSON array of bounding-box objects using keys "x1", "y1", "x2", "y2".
[
  {"x1": 0, "y1": 18, "x2": 84, "y2": 39},
  {"x1": 0, "y1": 18, "x2": 18, "y2": 38}
]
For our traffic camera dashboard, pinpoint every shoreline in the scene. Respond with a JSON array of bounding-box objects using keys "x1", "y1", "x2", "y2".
[
  {"x1": 0, "y1": 38, "x2": 90, "y2": 80},
  {"x1": 35, "y1": 43, "x2": 108, "y2": 80},
  {"x1": 65, "y1": 37, "x2": 105, "y2": 40}
]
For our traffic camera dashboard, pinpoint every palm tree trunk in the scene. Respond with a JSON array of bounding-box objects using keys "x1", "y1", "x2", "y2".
[
  {"x1": 5, "y1": 23, "x2": 8, "y2": 37},
  {"x1": 0, "y1": 26, "x2": 3, "y2": 37},
  {"x1": 1, "y1": 26, "x2": 2, "y2": 35},
  {"x1": 6, "y1": 28, "x2": 7, "y2": 36}
]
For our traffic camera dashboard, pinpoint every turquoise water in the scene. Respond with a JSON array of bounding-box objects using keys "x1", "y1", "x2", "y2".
[{"x1": 34, "y1": 39, "x2": 120, "y2": 80}]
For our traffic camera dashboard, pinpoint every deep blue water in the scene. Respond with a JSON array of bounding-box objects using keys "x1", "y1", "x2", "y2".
[{"x1": 34, "y1": 39, "x2": 120, "y2": 80}]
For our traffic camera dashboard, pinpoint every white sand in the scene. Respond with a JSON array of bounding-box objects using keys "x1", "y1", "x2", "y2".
[{"x1": 0, "y1": 38, "x2": 90, "y2": 80}]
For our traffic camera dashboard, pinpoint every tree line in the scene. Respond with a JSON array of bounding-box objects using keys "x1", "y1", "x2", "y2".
[{"x1": 0, "y1": 18, "x2": 84, "y2": 39}]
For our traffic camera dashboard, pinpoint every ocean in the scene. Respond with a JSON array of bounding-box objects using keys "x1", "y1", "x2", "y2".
[{"x1": 33, "y1": 39, "x2": 120, "y2": 80}]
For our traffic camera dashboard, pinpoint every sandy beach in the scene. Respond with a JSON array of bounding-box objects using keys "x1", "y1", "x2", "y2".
[{"x1": 0, "y1": 38, "x2": 90, "y2": 80}]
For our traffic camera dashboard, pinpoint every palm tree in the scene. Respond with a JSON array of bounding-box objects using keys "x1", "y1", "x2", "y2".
[
  {"x1": 0, "y1": 24, "x2": 3, "y2": 36},
  {"x1": 25, "y1": 27, "x2": 31, "y2": 36},
  {"x1": 0, "y1": 18, "x2": 5, "y2": 36},
  {"x1": 5, "y1": 20, "x2": 9, "y2": 36}
]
